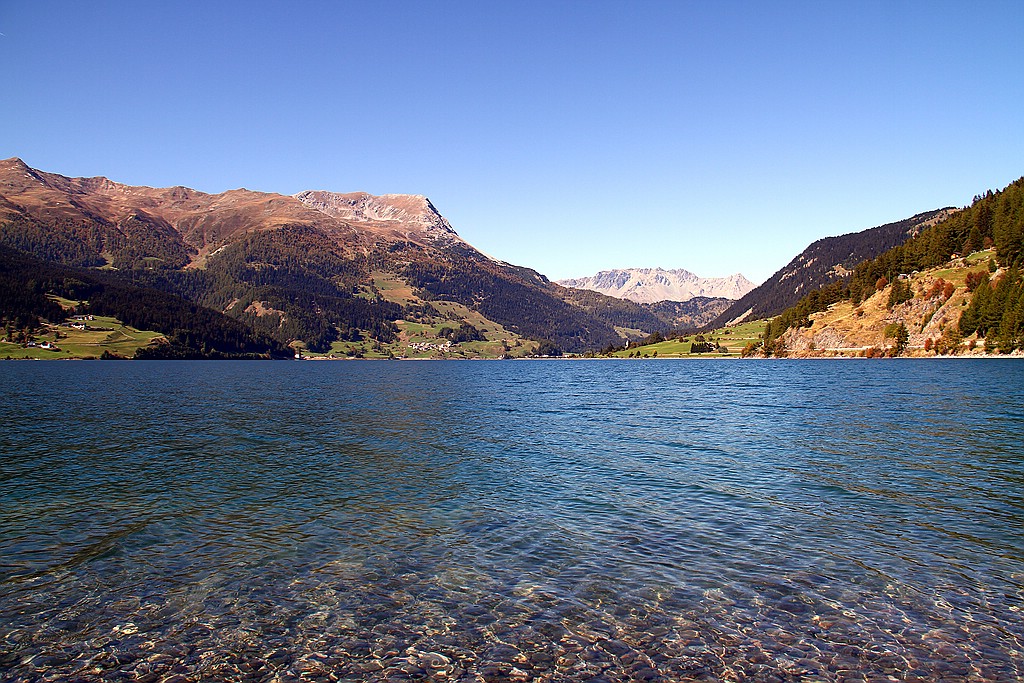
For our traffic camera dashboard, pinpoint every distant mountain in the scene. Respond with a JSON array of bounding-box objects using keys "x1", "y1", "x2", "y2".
[
  {"x1": 557, "y1": 267, "x2": 755, "y2": 303},
  {"x1": 705, "y1": 209, "x2": 957, "y2": 329},
  {"x1": 0, "y1": 158, "x2": 678, "y2": 354}
]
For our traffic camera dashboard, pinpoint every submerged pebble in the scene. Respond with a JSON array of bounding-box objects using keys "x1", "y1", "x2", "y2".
[{"x1": 2, "y1": 362, "x2": 1023, "y2": 682}]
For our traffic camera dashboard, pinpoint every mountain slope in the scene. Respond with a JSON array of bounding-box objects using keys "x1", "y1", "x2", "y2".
[
  {"x1": 760, "y1": 176, "x2": 1024, "y2": 356},
  {"x1": 557, "y1": 267, "x2": 754, "y2": 303},
  {"x1": 776, "y1": 251, "x2": 993, "y2": 357},
  {"x1": 706, "y1": 209, "x2": 956, "y2": 328},
  {"x1": 0, "y1": 158, "x2": 670, "y2": 353},
  {"x1": 0, "y1": 244, "x2": 289, "y2": 359},
  {"x1": 0, "y1": 157, "x2": 458, "y2": 269},
  {"x1": 641, "y1": 297, "x2": 736, "y2": 330}
]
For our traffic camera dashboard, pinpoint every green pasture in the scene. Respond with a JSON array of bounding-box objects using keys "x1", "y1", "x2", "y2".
[
  {"x1": 965, "y1": 248, "x2": 996, "y2": 265},
  {"x1": 371, "y1": 272, "x2": 421, "y2": 306},
  {"x1": 1, "y1": 315, "x2": 164, "y2": 360},
  {"x1": 611, "y1": 318, "x2": 767, "y2": 358},
  {"x1": 932, "y1": 249, "x2": 996, "y2": 286}
]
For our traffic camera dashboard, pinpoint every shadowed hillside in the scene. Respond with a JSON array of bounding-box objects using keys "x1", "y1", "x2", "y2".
[
  {"x1": 759, "y1": 177, "x2": 1024, "y2": 356},
  {"x1": 707, "y1": 209, "x2": 955, "y2": 329}
]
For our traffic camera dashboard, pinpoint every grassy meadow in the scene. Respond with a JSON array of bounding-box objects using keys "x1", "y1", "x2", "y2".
[
  {"x1": 5, "y1": 279, "x2": 775, "y2": 361},
  {"x1": 609, "y1": 319, "x2": 766, "y2": 358},
  {"x1": 1, "y1": 313, "x2": 164, "y2": 360}
]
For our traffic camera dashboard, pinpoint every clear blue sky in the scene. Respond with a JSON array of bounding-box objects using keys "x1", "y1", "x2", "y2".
[{"x1": 2, "y1": 1, "x2": 1022, "y2": 284}]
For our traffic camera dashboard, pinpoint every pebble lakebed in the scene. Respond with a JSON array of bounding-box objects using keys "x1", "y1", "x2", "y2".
[{"x1": 2, "y1": 359, "x2": 1022, "y2": 682}]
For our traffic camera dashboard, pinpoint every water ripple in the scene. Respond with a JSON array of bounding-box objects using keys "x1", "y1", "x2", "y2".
[{"x1": 1, "y1": 359, "x2": 1022, "y2": 681}]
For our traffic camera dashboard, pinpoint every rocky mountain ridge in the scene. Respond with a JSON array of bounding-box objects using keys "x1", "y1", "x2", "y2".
[
  {"x1": 557, "y1": 267, "x2": 755, "y2": 303},
  {"x1": 292, "y1": 190, "x2": 463, "y2": 245},
  {"x1": 0, "y1": 157, "x2": 470, "y2": 266}
]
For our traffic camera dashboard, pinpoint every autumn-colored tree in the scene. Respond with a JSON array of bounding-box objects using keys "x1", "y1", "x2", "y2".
[
  {"x1": 740, "y1": 341, "x2": 761, "y2": 357},
  {"x1": 965, "y1": 271, "x2": 988, "y2": 292}
]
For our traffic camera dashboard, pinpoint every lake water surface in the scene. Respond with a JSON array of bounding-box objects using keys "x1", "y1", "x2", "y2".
[{"x1": 1, "y1": 359, "x2": 1023, "y2": 682}]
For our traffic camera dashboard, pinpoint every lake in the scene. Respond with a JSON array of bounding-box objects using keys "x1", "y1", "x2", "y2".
[{"x1": 1, "y1": 359, "x2": 1022, "y2": 682}]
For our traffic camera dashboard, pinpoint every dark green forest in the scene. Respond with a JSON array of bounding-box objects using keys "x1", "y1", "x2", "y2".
[
  {"x1": 0, "y1": 211, "x2": 196, "y2": 271},
  {"x1": 0, "y1": 206, "x2": 644, "y2": 353},
  {"x1": 0, "y1": 216, "x2": 108, "y2": 267},
  {"x1": 559, "y1": 287, "x2": 673, "y2": 333},
  {"x1": 0, "y1": 245, "x2": 70, "y2": 334},
  {"x1": 643, "y1": 297, "x2": 733, "y2": 332},
  {"x1": 95, "y1": 226, "x2": 403, "y2": 353},
  {"x1": 0, "y1": 245, "x2": 288, "y2": 358},
  {"x1": 402, "y1": 245, "x2": 625, "y2": 353}
]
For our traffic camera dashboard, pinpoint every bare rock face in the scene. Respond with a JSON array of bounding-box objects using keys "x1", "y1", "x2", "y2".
[
  {"x1": 294, "y1": 191, "x2": 459, "y2": 243},
  {"x1": 557, "y1": 268, "x2": 755, "y2": 303}
]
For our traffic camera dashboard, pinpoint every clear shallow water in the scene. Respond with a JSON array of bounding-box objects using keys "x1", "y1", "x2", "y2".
[{"x1": 1, "y1": 359, "x2": 1022, "y2": 682}]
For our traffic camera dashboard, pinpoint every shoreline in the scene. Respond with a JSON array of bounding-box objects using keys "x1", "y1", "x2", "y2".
[{"x1": 5, "y1": 352, "x2": 1023, "y2": 362}]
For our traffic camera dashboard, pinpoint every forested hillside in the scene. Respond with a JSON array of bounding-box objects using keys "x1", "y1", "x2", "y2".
[
  {"x1": 763, "y1": 177, "x2": 1024, "y2": 354},
  {"x1": 0, "y1": 245, "x2": 288, "y2": 358},
  {"x1": 643, "y1": 298, "x2": 734, "y2": 331},
  {"x1": 401, "y1": 245, "x2": 627, "y2": 352},
  {"x1": 0, "y1": 159, "x2": 679, "y2": 355},
  {"x1": 137, "y1": 225, "x2": 403, "y2": 353},
  {"x1": 707, "y1": 209, "x2": 953, "y2": 329}
]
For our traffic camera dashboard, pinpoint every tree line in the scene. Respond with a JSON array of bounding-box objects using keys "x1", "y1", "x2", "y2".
[
  {"x1": 0, "y1": 245, "x2": 289, "y2": 358},
  {"x1": 763, "y1": 176, "x2": 1024, "y2": 353},
  {"x1": 709, "y1": 209, "x2": 951, "y2": 329},
  {"x1": 121, "y1": 225, "x2": 403, "y2": 352}
]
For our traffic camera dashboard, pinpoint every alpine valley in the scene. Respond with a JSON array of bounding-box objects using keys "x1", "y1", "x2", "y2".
[
  {"x1": 0, "y1": 158, "x2": 721, "y2": 359},
  {"x1": 3, "y1": 159, "x2": 1022, "y2": 360}
]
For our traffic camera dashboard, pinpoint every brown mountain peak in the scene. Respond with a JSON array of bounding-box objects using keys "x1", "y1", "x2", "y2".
[
  {"x1": 0, "y1": 157, "x2": 45, "y2": 187},
  {"x1": 1, "y1": 157, "x2": 31, "y2": 170}
]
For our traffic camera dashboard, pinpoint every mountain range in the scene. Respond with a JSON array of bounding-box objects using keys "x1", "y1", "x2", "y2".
[
  {"x1": 557, "y1": 268, "x2": 755, "y2": 304},
  {"x1": 7, "y1": 158, "x2": 1007, "y2": 359},
  {"x1": 0, "y1": 158, "x2": 726, "y2": 356}
]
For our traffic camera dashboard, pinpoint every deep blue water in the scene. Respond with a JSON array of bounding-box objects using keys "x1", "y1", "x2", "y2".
[{"x1": 1, "y1": 359, "x2": 1022, "y2": 682}]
